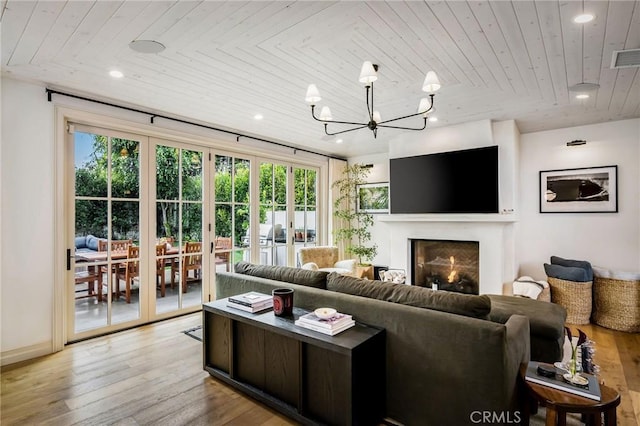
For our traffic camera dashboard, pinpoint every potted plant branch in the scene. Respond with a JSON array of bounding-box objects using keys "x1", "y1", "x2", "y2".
[{"x1": 332, "y1": 164, "x2": 378, "y2": 278}]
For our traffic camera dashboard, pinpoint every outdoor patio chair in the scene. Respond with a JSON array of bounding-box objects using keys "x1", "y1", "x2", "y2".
[
  {"x1": 182, "y1": 241, "x2": 202, "y2": 293},
  {"x1": 215, "y1": 236, "x2": 232, "y2": 272},
  {"x1": 115, "y1": 245, "x2": 140, "y2": 303}
]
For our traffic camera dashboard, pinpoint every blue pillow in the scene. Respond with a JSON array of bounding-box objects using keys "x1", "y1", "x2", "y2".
[
  {"x1": 86, "y1": 235, "x2": 99, "y2": 251},
  {"x1": 75, "y1": 236, "x2": 87, "y2": 249},
  {"x1": 544, "y1": 263, "x2": 590, "y2": 282},
  {"x1": 550, "y1": 256, "x2": 593, "y2": 281}
]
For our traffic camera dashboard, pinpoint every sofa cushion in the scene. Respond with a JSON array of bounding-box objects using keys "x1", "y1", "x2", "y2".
[
  {"x1": 326, "y1": 273, "x2": 491, "y2": 319},
  {"x1": 234, "y1": 262, "x2": 328, "y2": 289},
  {"x1": 550, "y1": 256, "x2": 593, "y2": 281},
  {"x1": 75, "y1": 236, "x2": 87, "y2": 250},
  {"x1": 86, "y1": 235, "x2": 99, "y2": 251},
  {"x1": 544, "y1": 263, "x2": 590, "y2": 282}
]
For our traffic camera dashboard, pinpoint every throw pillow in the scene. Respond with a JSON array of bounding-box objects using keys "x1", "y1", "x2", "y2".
[
  {"x1": 234, "y1": 261, "x2": 328, "y2": 289},
  {"x1": 544, "y1": 263, "x2": 590, "y2": 282},
  {"x1": 326, "y1": 273, "x2": 491, "y2": 319},
  {"x1": 550, "y1": 256, "x2": 593, "y2": 281}
]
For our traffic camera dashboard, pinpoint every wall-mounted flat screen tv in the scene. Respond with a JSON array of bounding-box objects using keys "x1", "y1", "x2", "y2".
[{"x1": 390, "y1": 145, "x2": 499, "y2": 214}]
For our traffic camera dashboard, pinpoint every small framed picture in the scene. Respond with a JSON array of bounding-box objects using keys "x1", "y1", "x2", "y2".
[
  {"x1": 539, "y1": 165, "x2": 618, "y2": 213},
  {"x1": 357, "y1": 182, "x2": 389, "y2": 213}
]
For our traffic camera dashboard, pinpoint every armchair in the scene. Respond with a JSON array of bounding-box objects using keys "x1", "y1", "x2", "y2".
[{"x1": 298, "y1": 246, "x2": 356, "y2": 275}]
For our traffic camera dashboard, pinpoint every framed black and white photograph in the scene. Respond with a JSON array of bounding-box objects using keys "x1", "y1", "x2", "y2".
[
  {"x1": 539, "y1": 165, "x2": 618, "y2": 213},
  {"x1": 357, "y1": 182, "x2": 389, "y2": 213}
]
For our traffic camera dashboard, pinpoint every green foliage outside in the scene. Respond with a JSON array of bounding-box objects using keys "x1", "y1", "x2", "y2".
[
  {"x1": 332, "y1": 164, "x2": 377, "y2": 264},
  {"x1": 75, "y1": 134, "x2": 316, "y2": 250}
]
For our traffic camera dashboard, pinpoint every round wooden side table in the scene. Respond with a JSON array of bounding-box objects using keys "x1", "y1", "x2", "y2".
[{"x1": 521, "y1": 366, "x2": 621, "y2": 426}]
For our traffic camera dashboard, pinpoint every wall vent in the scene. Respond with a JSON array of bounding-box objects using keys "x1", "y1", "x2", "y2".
[{"x1": 611, "y1": 49, "x2": 640, "y2": 69}]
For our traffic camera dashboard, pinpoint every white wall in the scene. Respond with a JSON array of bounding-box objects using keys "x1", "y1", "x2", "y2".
[
  {"x1": 1, "y1": 78, "x2": 55, "y2": 354},
  {"x1": 518, "y1": 119, "x2": 640, "y2": 278},
  {"x1": 350, "y1": 119, "x2": 640, "y2": 290}
]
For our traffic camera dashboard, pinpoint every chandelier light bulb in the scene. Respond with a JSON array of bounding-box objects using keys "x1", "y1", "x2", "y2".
[
  {"x1": 319, "y1": 106, "x2": 333, "y2": 121},
  {"x1": 305, "y1": 84, "x2": 322, "y2": 104},
  {"x1": 422, "y1": 71, "x2": 441, "y2": 93},
  {"x1": 372, "y1": 111, "x2": 382, "y2": 123},
  {"x1": 359, "y1": 61, "x2": 378, "y2": 84}
]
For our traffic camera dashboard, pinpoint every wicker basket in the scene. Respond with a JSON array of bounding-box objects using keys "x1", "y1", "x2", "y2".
[
  {"x1": 547, "y1": 277, "x2": 592, "y2": 325},
  {"x1": 537, "y1": 286, "x2": 551, "y2": 302},
  {"x1": 592, "y1": 276, "x2": 640, "y2": 332}
]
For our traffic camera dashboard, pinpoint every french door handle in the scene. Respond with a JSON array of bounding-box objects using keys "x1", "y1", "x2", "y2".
[
  {"x1": 67, "y1": 249, "x2": 73, "y2": 271},
  {"x1": 210, "y1": 242, "x2": 214, "y2": 254}
]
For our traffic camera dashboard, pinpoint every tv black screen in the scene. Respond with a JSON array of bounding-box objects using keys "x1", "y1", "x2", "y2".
[{"x1": 390, "y1": 145, "x2": 499, "y2": 214}]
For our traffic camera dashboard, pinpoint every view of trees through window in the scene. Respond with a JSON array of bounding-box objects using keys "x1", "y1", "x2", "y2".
[{"x1": 75, "y1": 133, "x2": 317, "y2": 253}]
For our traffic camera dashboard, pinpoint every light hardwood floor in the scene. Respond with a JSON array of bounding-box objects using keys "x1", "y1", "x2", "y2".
[{"x1": 1, "y1": 315, "x2": 639, "y2": 425}]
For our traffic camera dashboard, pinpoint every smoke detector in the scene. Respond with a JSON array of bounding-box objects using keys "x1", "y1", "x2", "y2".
[{"x1": 611, "y1": 49, "x2": 640, "y2": 69}]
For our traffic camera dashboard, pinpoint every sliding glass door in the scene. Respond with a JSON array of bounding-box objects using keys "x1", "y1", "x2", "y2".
[
  {"x1": 154, "y1": 142, "x2": 206, "y2": 315},
  {"x1": 67, "y1": 123, "x2": 322, "y2": 341},
  {"x1": 213, "y1": 154, "x2": 252, "y2": 273},
  {"x1": 69, "y1": 126, "x2": 145, "y2": 337}
]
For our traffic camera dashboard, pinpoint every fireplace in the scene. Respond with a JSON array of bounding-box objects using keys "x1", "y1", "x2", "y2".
[{"x1": 411, "y1": 239, "x2": 479, "y2": 295}]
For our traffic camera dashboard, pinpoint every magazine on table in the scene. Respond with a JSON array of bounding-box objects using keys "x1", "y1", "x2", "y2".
[
  {"x1": 227, "y1": 300, "x2": 273, "y2": 313},
  {"x1": 228, "y1": 291, "x2": 272, "y2": 307},
  {"x1": 295, "y1": 318, "x2": 355, "y2": 336},
  {"x1": 524, "y1": 361, "x2": 601, "y2": 401},
  {"x1": 296, "y1": 312, "x2": 353, "y2": 329}
]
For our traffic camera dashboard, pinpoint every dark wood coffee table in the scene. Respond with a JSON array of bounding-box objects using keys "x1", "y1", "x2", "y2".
[
  {"x1": 203, "y1": 299, "x2": 386, "y2": 426},
  {"x1": 520, "y1": 364, "x2": 620, "y2": 426}
]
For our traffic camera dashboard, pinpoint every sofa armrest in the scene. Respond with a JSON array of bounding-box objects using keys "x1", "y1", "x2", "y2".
[
  {"x1": 502, "y1": 313, "x2": 530, "y2": 411},
  {"x1": 334, "y1": 259, "x2": 356, "y2": 274}
]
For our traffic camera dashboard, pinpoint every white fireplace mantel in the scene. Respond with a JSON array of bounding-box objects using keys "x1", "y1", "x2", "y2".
[
  {"x1": 378, "y1": 214, "x2": 518, "y2": 223},
  {"x1": 378, "y1": 216, "x2": 517, "y2": 295}
]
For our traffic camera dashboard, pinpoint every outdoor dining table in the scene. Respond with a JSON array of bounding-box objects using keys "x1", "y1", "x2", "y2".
[{"x1": 75, "y1": 247, "x2": 182, "y2": 302}]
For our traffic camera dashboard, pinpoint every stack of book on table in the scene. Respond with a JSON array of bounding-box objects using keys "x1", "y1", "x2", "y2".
[
  {"x1": 524, "y1": 361, "x2": 601, "y2": 401},
  {"x1": 295, "y1": 311, "x2": 355, "y2": 336},
  {"x1": 227, "y1": 292, "x2": 273, "y2": 313}
]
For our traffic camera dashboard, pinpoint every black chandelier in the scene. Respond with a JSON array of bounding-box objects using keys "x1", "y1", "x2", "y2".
[{"x1": 305, "y1": 61, "x2": 441, "y2": 138}]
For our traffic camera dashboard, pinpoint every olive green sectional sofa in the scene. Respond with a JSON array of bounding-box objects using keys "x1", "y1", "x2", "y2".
[{"x1": 215, "y1": 262, "x2": 564, "y2": 425}]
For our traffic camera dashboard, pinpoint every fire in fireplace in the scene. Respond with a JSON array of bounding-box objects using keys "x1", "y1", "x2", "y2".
[{"x1": 411, "y1": 239, "x2": 479, "y2": 295}]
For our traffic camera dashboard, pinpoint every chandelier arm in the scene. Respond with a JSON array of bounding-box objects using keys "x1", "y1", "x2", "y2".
[
  {"x1": 367, "y1": 84, "x2": 373, "y2": 121},
  {"x1": 324, "y1": 124, "x2": 369, "y2": 136},
  {"x1": 378, "y1": 94, "x2": 435, "y2": 125},
  {"x1": 378, "y1": 118, "x2": 427, "y2": 131},
  {"x1": 311, "y1": 106, "x2": 368, "y2": 126}
]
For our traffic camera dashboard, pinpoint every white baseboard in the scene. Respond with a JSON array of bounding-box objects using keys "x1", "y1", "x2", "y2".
[{"x1": 1, "y1": 341, "x2": 53, "y2": 366}]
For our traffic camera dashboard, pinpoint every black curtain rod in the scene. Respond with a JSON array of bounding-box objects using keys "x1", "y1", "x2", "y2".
[{"x1": 46, "y1": 88, "x2": 346, "y2": 161}]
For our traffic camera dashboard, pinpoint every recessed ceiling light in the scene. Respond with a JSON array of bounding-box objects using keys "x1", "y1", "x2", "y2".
[
  {"x1": 573, "y1": 14, "x2": 594, "y2": 23},
  {"x1": 576, "y1": 94, "x2": 590, "y2": 99},
  {"x1": 336, "y1": 139, "x2": 343, "y2": 144},
  {"x1": 253, "y1": 114, "x2": 263, "y2": 120},
  {"x1": 109, "y1": 70, "x2": 124, "y2": 78},
  {"x1": 569, "y1": 82, "x2": 600, "y2": 92},
  {"x1": 428, "y1": 116, "x2": 438, "y2": 122},
  {"x1": 129, "y1": 39, "x2": 166, "y2": 54}
]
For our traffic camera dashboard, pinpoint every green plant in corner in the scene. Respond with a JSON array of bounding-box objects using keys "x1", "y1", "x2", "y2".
[{"x1": 332, "y1": 164, "x2": 378, "y2": 265}]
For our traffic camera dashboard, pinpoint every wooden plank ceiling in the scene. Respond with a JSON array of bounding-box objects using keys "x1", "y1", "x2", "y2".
[{"x1": 1, "y1": 1, "x2": 639, "y2": 157}]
